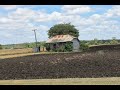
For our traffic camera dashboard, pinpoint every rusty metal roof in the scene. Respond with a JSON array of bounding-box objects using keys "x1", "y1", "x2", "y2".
[{"x1": 46, "y1": 34, "x2": 77, "y2": 43}]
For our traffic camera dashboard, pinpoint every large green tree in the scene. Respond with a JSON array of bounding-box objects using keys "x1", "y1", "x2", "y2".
[{"x1": 48, "y1": 23, "x2": 79, "y2": 38}]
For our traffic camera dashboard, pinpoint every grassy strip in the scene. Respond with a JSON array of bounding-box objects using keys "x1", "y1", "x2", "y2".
[
  {"x1": 0, "y1": 77, "x2": 120, "y2": 85},
  {"x1": 0, "y1": 48, "x2": 32, "y2": 55},
  {"x1": 0, "y1": 51, "x2": 82, "y2": 59}
]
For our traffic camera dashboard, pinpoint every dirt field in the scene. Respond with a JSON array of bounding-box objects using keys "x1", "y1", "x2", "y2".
[{"x1": 0, "y1": 49, "x2": 120, "y2": 80}]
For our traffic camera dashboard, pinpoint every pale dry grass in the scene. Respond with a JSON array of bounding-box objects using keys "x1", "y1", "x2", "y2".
[
  {"x1": 0, "y1": 52, "x2": 68, "y2": 59},
  {"x1": 0, "y1": 48, "x2": 34, "y2": 59},
  {"x1": 0, "y1": 48, "x2": 33, "y2": 55},
  {"x1": 0, "y1": 53, "x2": 37, "y2": 59},
  {"x1": 0, "y1": 48, "x2": 72, "y2": 59},
  {"x1": 0, "y1": 48, "x2": 55, "y2": 59},
  {"x1": 0, "y1": 77, "x2": 120, "y2": 85}
]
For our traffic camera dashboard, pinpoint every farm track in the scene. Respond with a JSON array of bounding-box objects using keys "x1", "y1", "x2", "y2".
[{"x1": 0, "y1": 50, "x2": 120, "y2": 80}]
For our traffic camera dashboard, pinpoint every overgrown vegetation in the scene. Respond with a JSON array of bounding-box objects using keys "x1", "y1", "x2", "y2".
[
  {"x1": 80, "y1": 43, "x2": 89, "y2": 51},
  {"x1": 79, "y1": 37, "x2": 120, "y2": 51},
  {"x1": 83, "y1": 37, "x2": 119, "y2": 46},
  {"x1": 45, "y1": 44, "x2": 50, "y2": 51},
  {"x1": 0, "y1": 44, "x2": 2, "y2": 50},
  {"x1": 45, "y1": 42, "x2": 73, "y2": 52},
  {"x1": 48, "y1": 23, "x2": 79, "y2": 38},
  {"x1": 55, "y1": 42, "x2": 73, "y2": 52}
]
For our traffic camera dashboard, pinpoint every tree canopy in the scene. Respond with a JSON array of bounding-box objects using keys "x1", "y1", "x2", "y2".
[{"x1": 48, "y1": 23, "x2": 79, "y2": 38}]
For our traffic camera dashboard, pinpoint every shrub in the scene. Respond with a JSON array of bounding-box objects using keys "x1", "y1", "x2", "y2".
[
  {"x1": 45, "y1": 42, "x2": 73, "y2": 52},
  {"x1": 64, "y1": 42, "x2": 73, "y2": 52},
  {"x1": 80, "y1": 43, "x2": 89, "y2": 51},
  {"x1": 0, "y1": 44, "x2": 2, "y2": 49},
  {"x1": 56, "y1": 45, "x2": 64, "y2": 52},
  {"x1": 55, "y1": 42, "x2": 73, "y2": 52},
  {"x1": 45, "y1": 44, "x2": 50, "y2": 51}
]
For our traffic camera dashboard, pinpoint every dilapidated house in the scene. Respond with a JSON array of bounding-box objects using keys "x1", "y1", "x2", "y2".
[{"x1": 46, "y1": 34, "x2": 80, "y2": 52}]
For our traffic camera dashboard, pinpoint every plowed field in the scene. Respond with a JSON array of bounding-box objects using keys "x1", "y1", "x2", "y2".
[{"x1": 0, "y1": 50, "x2": 120, "y2": 80}]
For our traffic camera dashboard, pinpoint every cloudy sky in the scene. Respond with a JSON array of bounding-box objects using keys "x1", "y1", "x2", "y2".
[{"x1": 0, "y1": 5, "x2": 120, "y2": 45}]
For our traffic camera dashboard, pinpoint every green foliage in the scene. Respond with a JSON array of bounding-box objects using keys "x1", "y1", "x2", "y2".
[
  {"x1": 87, "y1": 38, "x2": 99, "y2": 45},
  {"x1": 80, "y1": 37, "x2": 119, "y2": 47},
  {"x1": 110, "y1": 37, "x2": 119, "y2": 44},
  {"x1": 45, "y1": 44, "x2": 50, "y2": 51},
  {"x1": 104, "y1": 41, "x2": 110, "y2": 45},
  {"x1": 0, "y1": 44, "x2": 2, "y2": 49},
  {"x1": 55, "y1": 42, "x2": 73, "y2": 52},
  {"x1": 57, "y1": 46, "x2": 65, "y2": 52},
  {"x1": 57, "y1": 42, "x2": 73, "y2": 52},
  {"x1": 45, "y1": 42, "x2": 73, "y2": 52},
  {"x1": 2, "y1": 41, "x2": 46, "y2": 49},
  {"x1": 80, "y1": 43, "x2": 89, "y2": 51},
  {"x1": 39, "y1": 41, "x2": 46, "y2": 47},
  {"x1": 93, "y1": 38, "x2": 99, "y2": 45},
  {"x1": 98, "y1": 40, "x2": 104, "y2": 44},
  {"x1": 24, "y1": 43, "x2": 30, "y2": 48},
  {"x1": 48, "y1": 23, "x2": 79, "y2": 38},
  {"x1": 64, "y1": 42, "x2": 73, "y2": 52},
  {"x1": 79, "y1": 37, "x2": 120, "y2": 52}
]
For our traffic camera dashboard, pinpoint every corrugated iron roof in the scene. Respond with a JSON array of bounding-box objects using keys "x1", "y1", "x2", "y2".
[{"x1": 46, "y1": 34, "x2": 77, "y2": 43}]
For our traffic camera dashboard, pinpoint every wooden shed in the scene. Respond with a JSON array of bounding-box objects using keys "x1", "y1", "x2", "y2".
[{"x1": 46, "y1": 34, "x2": 80, "y2": 52}]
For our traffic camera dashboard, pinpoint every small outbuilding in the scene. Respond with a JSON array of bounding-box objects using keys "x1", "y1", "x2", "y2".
[{"x1": 46, "y1": 34, "x2": 80, "y2": 52}]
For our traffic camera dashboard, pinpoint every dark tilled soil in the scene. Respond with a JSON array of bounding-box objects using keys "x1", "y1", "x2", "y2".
[{"x1": 0, "y1": 50, "x2": 120, "y2": 80}]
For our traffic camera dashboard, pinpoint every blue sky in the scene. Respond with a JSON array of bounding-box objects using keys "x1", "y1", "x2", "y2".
[{"x1": 0, "y1": 5, "x2": 120, "y2": 45}]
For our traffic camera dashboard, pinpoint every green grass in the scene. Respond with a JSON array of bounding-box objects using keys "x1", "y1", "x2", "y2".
[{"x1": 0, "y1": 77, "x2": 120, "y2": 85}]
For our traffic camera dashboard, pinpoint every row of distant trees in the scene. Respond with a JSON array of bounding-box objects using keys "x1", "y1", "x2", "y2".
[
  {"x1": 81, "y1": 37, "x2": 119, "y2": 46},
  {"x1": 0, "y1": 37, "x2": 119, "y2": 50},
  {"x1": 80, "y1": 37, "x2": 119, "y2": 51},
  {"x1": 1, "y1": 41, "x2": 46, "y2": 49}
]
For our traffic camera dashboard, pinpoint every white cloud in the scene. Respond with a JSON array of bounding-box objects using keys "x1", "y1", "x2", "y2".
[
  {"x1": 0, "y1": 17, "x2": 13, "y2": 23},
  {"x1": 38, "y1": 25, "x2": 49, "y2": 31},
  {"x1": 104, "y1": 5, "x2": 120, "y2": 18},
  {"x1": 0, "y1": 5, "x2": 17, "y2": 10},
  {"x1": 33, "y1": 11, "x2": 63, "y2": 22},
  {"x1": 62, "y1": 5, "x2": 92, "y2": 15},
  {"x1": 49, "y1": 11, "x2": 62, "y2": 21},
  {"x1": 1, "y1": 6, "x2": 119, "y2": 33},
  {"x1": 32, "y1": 12, "x2": 50, "y2": 22},
  {"x1": 89, "y1": 14, "x2": 101, "y2": 20},
  {"x1": 4, "y1": 33, "x2": 12, "y2": 38},
  {"x1": 0, "y1": 7, "x2": 50, "y2": 34},
  {"x1": 8, "y1": 8, "x2": 36, "y2": 21}
]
